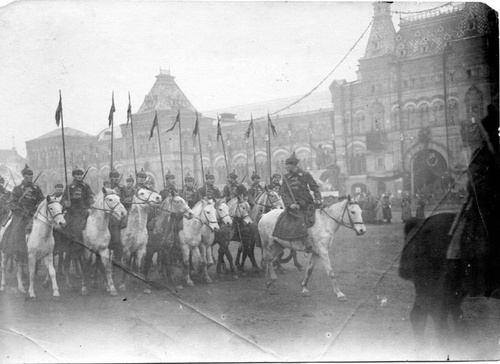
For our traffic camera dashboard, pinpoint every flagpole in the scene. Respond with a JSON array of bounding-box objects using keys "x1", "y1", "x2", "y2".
[
  {"x1": 58, "y1": 90, "x2": 70, "y2": 201},
  {"x1": 155, "y1": 112, "x2": 166, "y2": 189},
  {"x1": 267, "y1": 113, "x2": 272, "y2": 184},
  {"x1": 128, "y1": 92, "x2": 138, "y2": 177},
  {"x1": 218, "y1": 114, "x2": 229, "y2": 175},
  {"x1": 251, "y1": 114, "x2": 257, "y2": 174},
  {"x1": 110, "y1": 91, "x2": 115, "y2": 173},
  {"x1": 195, "y1": 112, "x2": 206, "y2": 186},
  {"x1": 177, "y1": 110, "x2": 185, "y2": 191}
]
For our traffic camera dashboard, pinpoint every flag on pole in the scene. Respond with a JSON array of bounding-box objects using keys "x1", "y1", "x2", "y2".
[
  {"x1": 244, "y1": 116, "x2": 254, "y2": 140},
  {"x1": 268, "y1": 113, "x2": 277, "y2": 137},
  {"x1": 108, "y1": 92, "x2": 116, "y2": 127},
  {"x1": 149, "y1": 111, "x2": 158, "y2": 140},
  {"x1": 55, "y1": 92, "x2": 63, "y2": 127},
  {"x1": 193, "y1": 111, "x2": 199, "y2": 138},
  {"x1": 166, "y1": 109, "x2": 180, "y2": 133},
  {"x1": 216, "y1": 115, "x2": 222, "y2": 141},
  {"x1": 126, "y1": 92, "x2": 132, "y2": 128}
]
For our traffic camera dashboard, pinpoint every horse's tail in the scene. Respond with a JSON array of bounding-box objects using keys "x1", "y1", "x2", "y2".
[{"x1": 398, "y1": 217, "x2": 422, "y2": 281}]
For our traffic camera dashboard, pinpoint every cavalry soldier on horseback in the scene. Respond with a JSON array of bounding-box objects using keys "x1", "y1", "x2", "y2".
[
  {"x1": 135, "y1": 168, "x2": 150, "y2": 190},
  {"x1": 447, "y1": 104, "x2": 500, "y2": 297},
  {"x1": 273, "y1": 152, "x2": 322, "y2": 253},
  {"x1": 267, "y1": 173, "x2": 282, "y2": 194},
  {"x1": 180, "y1": 173, "x2": 200, "y2": 208},
  {"x1": 122, "y1": 175, "x2": 135, "y2": 212},
  {"x1": 60, "y1": 166, "x2": 94, "y2": 252},
  {"x1": 108, "y1": 169, "x2": 125, "y2": 262},
  {"x1": 1, "y1": 164, "x2": 44, "y2": 263},
  {"x1": 52, "y1": 183, "x2": 64, "y2": 198},
  {"x1": 159, "y1": 170, "x2": 178, "y2": 201},
  {"x1": 0, "y1": 176, "x2": 10, "y2": 224},
  {"x1": 197, "y1": 171, "x2": 221, "y2": 200},
  {"x1": 247, "y1": 171, "x2": 264, "y2": 209},
  {"x1": 223, "y1": 170, "x2": 247, "y2": 202}
]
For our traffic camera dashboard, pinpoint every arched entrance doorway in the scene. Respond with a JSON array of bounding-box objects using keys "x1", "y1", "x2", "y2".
[{"x1": 408, "y1": 148, "x2": 448, "y2": 197}]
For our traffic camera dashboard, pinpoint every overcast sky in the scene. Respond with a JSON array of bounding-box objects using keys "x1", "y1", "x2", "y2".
[{"x1": 0, "y1": 1, "x2": 473, "y2": 157}]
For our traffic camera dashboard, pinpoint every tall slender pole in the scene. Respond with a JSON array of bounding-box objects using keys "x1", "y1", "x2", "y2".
[
  {"x1": 442, "y1": 44, "x2": 452, "y2": 178},
  {"x1": 196, "y1": 112, "x2": 206, "y2": 186},
  {"x1": 128, "y1": 92, "x2": 138, "y2": 177},
  {"x1": 266, "y1": 116, "x2": 272, "y2": 184},
  {"x1": 251, "y1": 114, "x2": 257, "y2": 174},
  {"x1": 177, "y1": 109, "x2": 184, "y2": 191},
  {"x1": 155, "y1": 112, "x2": 166, "y2": 189},
  {"x1": 58, "y1": 90, "x2": 70, "y2": 202},
  {"x1": 218, "y1": 115, "x2": 229, "y2": 175},
  {"x1": 109, "y1": 91, "x2": 115, "y2": 173}
]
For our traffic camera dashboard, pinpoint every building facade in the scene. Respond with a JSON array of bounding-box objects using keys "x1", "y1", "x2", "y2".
[{"x1": 330, "y1": 2, "x2": 498, "y2": 198}]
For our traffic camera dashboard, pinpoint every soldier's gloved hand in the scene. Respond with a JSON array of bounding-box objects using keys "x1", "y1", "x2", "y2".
[
  {"x1": 315, "y1": 198, "x2": 322, "y2": 206},
  {"x1": 290, "y1": 203, "x2": 299, "y2": 210}
]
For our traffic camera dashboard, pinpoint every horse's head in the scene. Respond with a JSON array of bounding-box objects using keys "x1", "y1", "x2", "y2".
[
  {"x1": 135, "y1": 188, "x2": 162, "y2": 206},
  {"x1": 344, "y1": 195, "x2": 366, "y2": 235},
  {"x1": 266, "y1": 189, "x2": 284, "y2": 210},
  {"x1": 201, "y1": 198, "x2": 219, "y2": 232},
  {"x1": 45, "y1": 195, "x2": 66, "y2": 228},
  {"x1": 101, "y1": 187, "x2": 127, "y2": 220},
  {"x1": 215, "y1": 198, "x2": 233, "y2": 226},
  {"x1": 171, "y1": 195, "x2": 194, "y2": 219},
  {"x1": 229, "y1": 197, "x2": 252, "y2": 225}
]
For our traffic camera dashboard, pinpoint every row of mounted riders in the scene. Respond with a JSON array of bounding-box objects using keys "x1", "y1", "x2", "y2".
[{"x1": 0, "y1": 185, "x2": 303, "y2": 298}]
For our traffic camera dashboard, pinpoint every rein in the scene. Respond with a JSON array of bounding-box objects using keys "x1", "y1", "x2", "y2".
[
  {"x1": 320, "y1": 201, "x2": 363, "y2": 231},
  {"x1": 90, "y1": 193, "x2": 121, "y2": 214}
]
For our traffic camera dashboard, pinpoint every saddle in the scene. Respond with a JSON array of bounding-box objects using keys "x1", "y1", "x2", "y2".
[{"x1": 272, "y1": 204, "x2": 316, "y2": 241}]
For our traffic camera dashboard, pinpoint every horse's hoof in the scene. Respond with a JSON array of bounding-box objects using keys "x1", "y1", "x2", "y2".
[
  {"x1": 26, "y1": 294, "x2": 36, "y2": 301},
  {"x1": 143, "y1": 288, "x2": 152, "y2": 294},
  {"x1": 81, "y1": 287, "x2": 89, "y2": 296},
  {"x1": 109, "y1": 290, "x2": 118, "y2": 297},
  {"x1": 52, "y1": 294, "x2": 61, "y2": 300},
  {"x1": 296, "y1": 265, "x2": 303, "y2": 271},
  {"x1": 205, "y1": 277, "x2": 213, "y2": 284},
  {"x1": 301, "y1": 289, "x2": 310, "y2": 297},
  {"x1": 187, "y1": 281, "x2": 194, "y2": 287},
  {"x1": 175, "y1": 285, "x2": 184, "y2": 290},
  {"x1": 18, "y1": 288, "x2": 26, "y2": 294},
  {"x1": 118, "y1": 284, "x2": 126, "y2": 292},
  {"x1": 337, "y1": 294, "x2": 347, "y2": 302}
]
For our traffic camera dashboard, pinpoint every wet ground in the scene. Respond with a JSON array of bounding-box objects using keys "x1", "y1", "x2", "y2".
[{"x1": 1, "y1": 212, "x2": 500, "y2": 362}]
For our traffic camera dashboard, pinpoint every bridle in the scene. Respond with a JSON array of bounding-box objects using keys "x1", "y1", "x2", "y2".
[
  {"x1": 158, "y1": 196, "x2": 192, "y2": 218},
  {"x1": 91, "y1": 193, "x2": 122, "y2": 215},
  {"x1": 46, "y1": 199, "x2": 65, "y2": 221},
  {"x1": 320, "y1": 200, "x2": 364, "y2": 231},
  {"x1": 194, "y1": 201, "x2": 218, "y2": 232},
  {"x1": 132, "y1": 189, "x2": 158, "y2": 206},
  {"x1": 214, "y1": 199, "x2": 230, "y2": 221}
]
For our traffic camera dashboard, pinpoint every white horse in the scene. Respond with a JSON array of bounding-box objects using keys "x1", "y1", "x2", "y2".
[
  {"x1": 81, "y1": 188, "x2": 127, "y2": 296},
  {"x1": 0, "y1": 218, "x2": 17, "y2": 292},
  {"x1": 250, "y1": 188, "x2": 284, "y2": 224},
  {"x1": 258, "y1": 196, "x2": 366, "y2": 299},
  {"x1": 179, "y1": 198, "x2": 219, "y2": 286},
  {"x1": 26, "y1": 195, "x2": 67, "y2": 299},
  {"x1": 118, "y1": 188, "x2": 162, "y2": 291}
]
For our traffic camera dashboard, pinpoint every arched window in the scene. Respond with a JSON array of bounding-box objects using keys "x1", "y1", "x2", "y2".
[
  {"x1": 369, "y1": 102, "x2": 385, "y2": 131},
  {"x1": 419, "y1": 104, "x2": 430, "y2": 126}
]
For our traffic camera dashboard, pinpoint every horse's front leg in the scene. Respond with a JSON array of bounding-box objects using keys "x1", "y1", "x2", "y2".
[
  {"x1": 43, "y1": 254, "x2": 60, "y2": 298},
  {"x1": 119, "y1": 249, "x2": 131, "y2": 292},
  {"x1": 292, "y1": 250, "x2": 303, "y2": 271},
  {"x1": 80, "y1": 249, "x2": 93, "y2": 295},
  {"x1": 180, "y1": 242, "x2": 194, "y2": 287},
  {"x1": 27, "y1": 252, "x2": 37, "y2": 299},
  {"x1": 0, "y1": 252, "x2": 6, "y2": 291},
  {"x1": 198, "y1": 243, "x2": 212, "y2": 283},
  {"x1": 317, "y1": 246, "x2": 346, "y2": 301},
  {"x1": 15, "y1": 255, "x2": 25, "y2": 294},
  {"x1": 264, "y1": 242, "x2": 283, "y2": 295},
  {"x1": 100, "y1": 248, "x2": 117, "y2": 296},
  {"x1": 300, "y1": 252, "x2": 319, "y2": 297}
]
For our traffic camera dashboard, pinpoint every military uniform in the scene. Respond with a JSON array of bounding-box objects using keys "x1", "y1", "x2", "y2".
[
  {"x1": 180, "y1": 175, "x2": 201, "y2": 208},
  {"x1": 222, "y1": 170, "x2": 248, "y2": 202},
  {"x1": 60, "y1": 167, "x2": 94, "y2": 252},
  {"x1": 273, "y1": 152, "x2": 321, "y2": 249},
  {"x1": 198, "y1": 172, "x2": 221, "y2": 200},
  {"x1": 108, "y1": 169, "x2": 125, "y2": 259},
  {"x1": 267, "y1": 173, "x2": 282, "y2": 194},
  {"x1": 247, "y1": 172, "x2": 264, "y2": 208},
  {"x1": 1, "y1": 165, "x2": 44, "y2": 260},
  {"x1": 159, "y1": 171, "x2": 179, "y2": 201}
]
